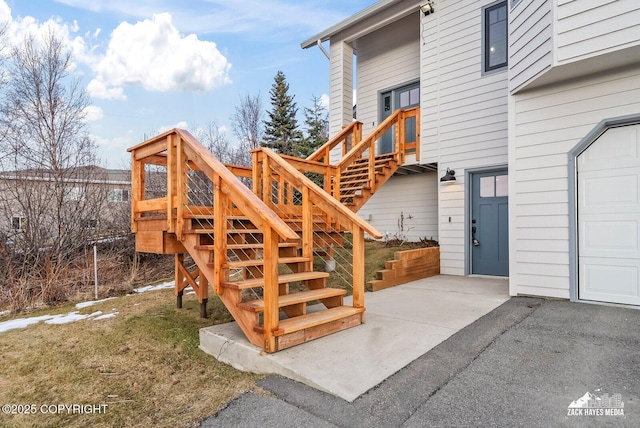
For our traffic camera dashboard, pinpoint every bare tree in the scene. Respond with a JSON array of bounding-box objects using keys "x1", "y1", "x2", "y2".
[
  {"x1": 197, "y1": 121, "x2": 233, "y2": 163},
  {"x1": 231, "y1": 93, "x2": 263, "y2": 150},
  {"x1": 0, "y1": 25, "x2": 105, "y2": 303}
]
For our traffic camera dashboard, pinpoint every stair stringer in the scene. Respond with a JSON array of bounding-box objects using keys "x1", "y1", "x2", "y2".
[
  {"x1": 343, "y1": 156, "x2": 401, "y2": 212},
  {"x1": 181, "y1": 233, "x2": 264, "y2": 348}
]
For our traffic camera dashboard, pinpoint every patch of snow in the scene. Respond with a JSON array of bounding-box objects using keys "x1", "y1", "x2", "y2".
[
  {"x1": 93, "y1": 312, "x2": 119, "y2": 321},
  {"x1": 133, "y1": 280, "x2": 174, "y2": 294},
  {"x1": 45, "y1": 311, "x2": 102, "y2": 325},
  {"x1": 76, "y1": 297, "x2": 117, "y2": 309},
  {"x1": 0, "y1": 314, "x2": 57, "y2": 333},
  {"x1": 185, "y1": 291, "x2": 196, "y2": 295},
  {"x1": 0, "y1": 310, "x2": 10, "y2": 317}
]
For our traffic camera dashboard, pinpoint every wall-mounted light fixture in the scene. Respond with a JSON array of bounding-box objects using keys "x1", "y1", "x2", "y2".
[
  {"x1": 440, "y1": 167, "x2": 456, "y2": 182},
  {"x1": 420, "y1": 2, "x2": 434, "y2": 16}
]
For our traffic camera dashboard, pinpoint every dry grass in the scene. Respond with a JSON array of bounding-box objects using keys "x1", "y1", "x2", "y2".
[
  {"x1": 0, "y1": 288, "x2": 262, "y2": 428},
  {"x1": 0, "y1": 240, "x2": 436, "y2": 427}
]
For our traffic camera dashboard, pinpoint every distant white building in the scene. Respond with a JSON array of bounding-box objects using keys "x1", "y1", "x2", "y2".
[{"x1": 302, "y1": 0, "x2": 640, "y2": 306}]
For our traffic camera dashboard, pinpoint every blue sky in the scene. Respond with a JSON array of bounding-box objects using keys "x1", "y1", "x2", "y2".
[{"x1": 1, "y1": 0, "x2": 371, "y2": 168}]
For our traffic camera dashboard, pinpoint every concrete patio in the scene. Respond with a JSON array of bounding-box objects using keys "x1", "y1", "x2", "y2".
[{"x1": 199, "y1": 274, "x2": 509, "y2": 402}]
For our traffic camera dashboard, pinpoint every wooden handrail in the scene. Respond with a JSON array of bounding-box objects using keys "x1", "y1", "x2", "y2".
[
  {"x1": 255, "y1": 147, "x2": 382, "y2": 239},
  {"x1": 306, "y1": 121, "x2": 362, "y2": 164},
  {"x1": 177, "y1": 130, "x2": 299, "y2": 242},
  {"x1": 128, "y1": 129, "x2": 298, "y2": 243}
]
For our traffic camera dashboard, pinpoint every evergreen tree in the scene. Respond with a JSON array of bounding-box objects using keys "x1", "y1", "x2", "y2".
[
  {"x1": 262, "y1": 71, "x2": 302, "y2": 156},
  {"x1": 298, "y1": 95, "x2": 329, "y2": 158}
]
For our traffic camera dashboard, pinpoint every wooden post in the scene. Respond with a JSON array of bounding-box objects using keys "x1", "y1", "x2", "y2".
[
  {"x1": 398, "y1": 111, "x2": 406, "y2": 164},
  {"x1": 252, "y1": 150, "x2": 260, "y2": 196},
  {"x1": 368, "y1": 140, "x2": 375, "y2": 189},
  {"x1": 167, "y1": 134, "x2": 175, "y2": 233},
  {"x1": 213, "y1": 173, "x2": 225, "y2": 295},
  {"x1": 354, "y1": 122, "x2": 362, "y2": 145},
  {"x1": 262, "y1": 155, "x2": 271, "y2": 206},
  {"x1": 301, "y1": 187, "x2": 313, "y2": 271},
  {"x1": 130, "y1": 154, "x2": 145, "y2": 233},
  {"x1": 175, "y1": 136, "x2": 186, "y2": 241},
  {"x1": 262, "y1": 227, "x2": 279, "y2": 352},
  {"x1": 415, "y1": 109, "x2": 421, "y2": 162},
  {"x1": 352, "y1": 226, "x2": 365, "y2": 312}
]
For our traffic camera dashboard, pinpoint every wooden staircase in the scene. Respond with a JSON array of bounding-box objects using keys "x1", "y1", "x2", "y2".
[
  {"x1": 337, "y1": 153, "x2": 398, "y2": 209},
  {"x1": 127, "y1": 107, "x2": 418, "y2": 353}
]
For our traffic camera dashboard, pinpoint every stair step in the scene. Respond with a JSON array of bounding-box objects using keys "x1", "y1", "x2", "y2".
[
  {"x1": 273, "y1": 306, "x2": 364, "y2": 336},
  {"x1": 237, "y1": 288, "x2": 347, "y2": 312},
  {"x1": 184, "y1": 228, "x2": 261, "y2": 235},
  {"x1": 183, "y1": 213, "x2": 214, "y2": 219},
  {"x1": 194, "y1": 241, "x2": 300, "y2": 251},
  {"x1": 221, "y1": 271, "x2": 330, "y2": 290},
  {"x1": 220, "y1": 256, "x2": 309, "y2": 268}
]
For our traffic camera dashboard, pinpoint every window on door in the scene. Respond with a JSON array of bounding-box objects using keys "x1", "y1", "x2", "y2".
[{"x1": 379, "y1": 82, "x2": 419, "y2": 154}]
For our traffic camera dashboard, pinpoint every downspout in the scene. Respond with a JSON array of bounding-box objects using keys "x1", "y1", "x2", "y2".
[{"x1": 316, "y1": 39, "x2": 330, "y2": 60}]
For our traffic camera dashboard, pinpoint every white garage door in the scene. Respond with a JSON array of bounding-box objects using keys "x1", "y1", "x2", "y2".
[{"x1": 578, "y1": 124, "x2": 640, "y2": 305}]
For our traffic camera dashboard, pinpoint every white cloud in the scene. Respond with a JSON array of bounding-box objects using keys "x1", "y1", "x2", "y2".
[
  {"x1": 88, "y1": 13, "x2": 231, "y2": 99},
  {"x1": 83, "y1": 105, "x2": 104, "y2": 122},
  {"x1": 86, "y1": 79, "x2": 126, "y2": 100},
  {"x1": 320, "y1": 93, "x2": 330, "y2": 110},
  {"x1": 157, "y1": 121, "x2": 189, "y2": 135}
]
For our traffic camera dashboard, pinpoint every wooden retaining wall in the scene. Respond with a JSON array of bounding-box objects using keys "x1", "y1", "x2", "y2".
[{"x1": 369, "y1": 247, "x2": 440, "y2": 291}]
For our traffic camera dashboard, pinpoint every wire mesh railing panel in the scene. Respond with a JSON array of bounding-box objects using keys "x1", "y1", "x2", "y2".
[
  {"x1": 180, "y1": 160, "x2": 266, "y2": 303},
  {"x1": 265, "y1": 168, "x2": 354, "y2": 293}
]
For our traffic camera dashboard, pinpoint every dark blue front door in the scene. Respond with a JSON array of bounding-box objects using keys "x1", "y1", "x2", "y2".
[{"x1": 471, "y1": 171, "x2": 509, "y2": 276}]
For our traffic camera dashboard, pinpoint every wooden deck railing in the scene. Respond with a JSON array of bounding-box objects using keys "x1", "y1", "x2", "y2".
[
  {"x1": 128, "y1": 129, "x2": 384, "y2": 352},
  {"x1": 307, "y1": 121, "x2": 363, "y2": 164},
  {"x1": 301, "y1": 107, "x2": 420, "y2": 202},
  {"x1": 252, "y1": 147, "x2": 382, "y2": 315}
]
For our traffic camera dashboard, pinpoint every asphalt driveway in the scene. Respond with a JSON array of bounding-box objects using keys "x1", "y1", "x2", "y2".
[{"x1": 202, "y1": 297, "x2": 640, "y2": 427}]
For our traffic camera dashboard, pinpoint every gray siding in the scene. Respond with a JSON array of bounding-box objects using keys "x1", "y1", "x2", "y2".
[
  {"x1": 556, "y1": 0, "x2": 640, "y2": 63},
  {"x1": 508, "y1": 0, "x2": 553, "y2": 92},
  {"x1": 509, "y1": 66, "x2": 640, "y2": 298},
  {"x1": 420, "y1": 0, "x2": 509, "y2": 275}
]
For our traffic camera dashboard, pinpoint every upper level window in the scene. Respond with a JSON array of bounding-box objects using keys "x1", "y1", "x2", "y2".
[{"x1": 483, "y1": 1, "x2": 508, "y2": 73}]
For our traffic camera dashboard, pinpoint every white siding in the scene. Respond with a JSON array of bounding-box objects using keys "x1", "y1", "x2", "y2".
[
  {"x1": 329, "y1": 40, "x2": 354, "y2": 136},
  {"x1": 556, "y1": 0, "x2": 640, "y2": 63},
  {"x1": 420, "y1": 0, "x2": 509, "y2": 275},
  {"x1": 356, "y1": 14, "x2": 420, "y2": 138},
  {"x1": 357, "y1": 172, "x2": 438, "y2": 242},
  {"x1": 508, "y1": 0, "x2": 553, "y2": 92},
  {"x1": 509, "y1": 66, "x2": 640, "y2": 299}
]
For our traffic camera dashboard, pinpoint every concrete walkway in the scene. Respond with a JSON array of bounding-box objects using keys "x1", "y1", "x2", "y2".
[
  {"x1": 199, "y1": 275, "x2": 509, "y2": 402},
  {"x1": 203, "y1": 297, "x2": 640, "y2": 427}
]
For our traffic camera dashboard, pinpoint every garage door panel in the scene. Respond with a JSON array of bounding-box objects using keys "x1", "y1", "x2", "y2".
[
  {"x1": 578, "y1": 123, "x2": 640, "y2": 305},
  {"x1": 580, "y1": 220, "x2": 639, "y2": 254},
  {"x1": 579, "y1": 261, "x2": 640, "y2": 305},
  {"x1": 581, "y1": 174, "x2": 638, "y2": 209},
  {"x1": 578, "y1": 126, "x2": 639, "y2": 170}
]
